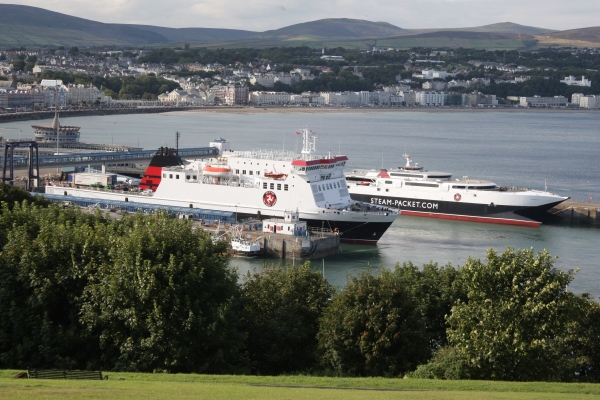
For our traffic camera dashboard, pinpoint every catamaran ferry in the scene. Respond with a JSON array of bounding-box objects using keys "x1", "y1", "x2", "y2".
[{"x1": 345, "y1": 153, "x2": 568, "y2": 227}]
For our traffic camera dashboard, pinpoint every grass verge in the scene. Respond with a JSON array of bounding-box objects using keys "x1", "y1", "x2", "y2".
[{"x1": 1, "y1": 370, "x2": 599, "y2": 399}]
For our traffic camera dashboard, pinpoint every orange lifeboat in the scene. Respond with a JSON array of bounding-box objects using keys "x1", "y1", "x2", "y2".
[
  {"x1": 264, "y1": 171, "x2": 286, "y2": 179},
  {"x1": 203, "y1": 164, "x2": 232, "y2": 177}
]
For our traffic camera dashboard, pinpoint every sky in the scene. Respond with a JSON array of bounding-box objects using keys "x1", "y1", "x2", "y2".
[{"x1": 5, "y1": 0, "x2": 600, "y2": 32}]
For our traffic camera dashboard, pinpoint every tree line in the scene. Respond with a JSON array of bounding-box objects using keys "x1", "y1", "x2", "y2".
[
  {"x1": 33, "y1": 71, "x2": 181, "y2": 100},
  {"x1": 0, "y1": 184, "x2": 599, "y2": 380}
]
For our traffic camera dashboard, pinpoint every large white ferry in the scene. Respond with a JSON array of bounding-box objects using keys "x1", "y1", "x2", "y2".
[
  {"x1": 45, "y1": 129, "x2": 398, "y2": 244},
  {"x1": 345, "y1": 154, "x2": 568, "y2": 227}
]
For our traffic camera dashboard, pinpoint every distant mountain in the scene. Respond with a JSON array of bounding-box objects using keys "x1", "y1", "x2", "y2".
[
  {"x1": 0, "y1": 4, "x2": 597, "y2": 50},
  {"x1": 443, "y1": 22, "x2": 554, "y2": 35},
  {"x1": 123, "y1": 25, "x2": 257, "y2": 43},
  {"x1": 541, "y1": 26, "x2": 600, "y2": 42},
  {"x1": 0, "y1": 4, "x2": 168, "y2": 46},
  {"x1": 253, "y1": 18, "x2": 408, "y2": 40}
]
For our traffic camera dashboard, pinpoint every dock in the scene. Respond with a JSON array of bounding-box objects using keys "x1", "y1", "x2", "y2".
[
  {"x1": 549, "y1": 200, "x2": 600, "y2": 225},
  {"x1": 199, "y1": 213, "x2": 340, "y2": 260}
]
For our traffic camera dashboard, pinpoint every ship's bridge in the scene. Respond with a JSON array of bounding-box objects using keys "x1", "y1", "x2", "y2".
[{"x1": 291, "y1": 155, "x2": 348, "y2": 175}]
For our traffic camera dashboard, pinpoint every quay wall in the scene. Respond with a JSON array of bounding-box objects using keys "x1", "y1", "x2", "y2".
[
  {"x1": 200, "y1": 222, "x2": 340, "y2": 260},
  {"x1": 550, "y1": 200, "x2": 600, "y2": 225},
  {"x1": 261, "y1": 232, "x2": 340, "y2": 260}
]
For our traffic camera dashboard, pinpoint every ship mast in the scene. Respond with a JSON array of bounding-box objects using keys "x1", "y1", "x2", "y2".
[{"x1": 300, "y1": 127, "x2": 317, "y2": 160}]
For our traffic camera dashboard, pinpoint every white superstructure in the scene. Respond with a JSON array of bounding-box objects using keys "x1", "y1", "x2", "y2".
[
  {"x1": 46, "y1": 129, "x2": 398, "y2": 244},
  {"x1": 346, "y1": 153, "x2": 568, "y2": 227}
]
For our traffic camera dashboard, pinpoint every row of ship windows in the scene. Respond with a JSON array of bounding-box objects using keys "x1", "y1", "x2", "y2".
[
  {"x1": 263, "y1": 182, "x2": 289, "y2": 190},
  {"x1": 379, "y1": 181, "x2": 497, "y2": 190},
  {"x1": 237, "y1": 170, "x2": 259, "y2": 175},
  {"x1": 297, "y1": 163, "x2": 345, "y2": 172},
  {"x1": 315, "y1": 180, "x2": 343, "y2": 192}
]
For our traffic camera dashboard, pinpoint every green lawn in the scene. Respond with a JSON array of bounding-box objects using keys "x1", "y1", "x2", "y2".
[{"x1": 1, "y1": 370, "x2": 599, "y2": 399}]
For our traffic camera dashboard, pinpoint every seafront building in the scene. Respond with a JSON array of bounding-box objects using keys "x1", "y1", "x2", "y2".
[
  {"x1": 519, "y1": 96, "x2": 568, "y2": 108},
  {"x1": 572, "y1": 93, "x2": 600, "y2": 108},
  {"x1": 65, "y1": 84, "x2": 112, "y2": 105}
]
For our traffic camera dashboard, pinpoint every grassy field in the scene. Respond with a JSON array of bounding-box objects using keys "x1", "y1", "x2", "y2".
[{"x1": 1, "y1": 370, "x2": 600, "y2": 399}]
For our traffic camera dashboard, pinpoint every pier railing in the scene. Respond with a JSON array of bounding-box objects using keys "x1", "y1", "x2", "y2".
[{"x1": 0, "y1": 147, "x2": 219, "y2": 168}]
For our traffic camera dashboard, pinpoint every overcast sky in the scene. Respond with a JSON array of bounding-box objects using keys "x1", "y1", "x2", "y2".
[{"x1": 7, "y1": 0, "x2": 599, "y2": 32}]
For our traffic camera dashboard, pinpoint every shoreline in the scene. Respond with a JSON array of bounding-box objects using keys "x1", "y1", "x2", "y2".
[
  {"x1": 1, "y1": 105, "x2": 597, "y2": 124},
  {"x1": 170, "y1": 106, "x2": 600, "y2": 115}
]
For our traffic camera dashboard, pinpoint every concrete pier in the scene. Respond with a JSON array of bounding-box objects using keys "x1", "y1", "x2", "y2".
[
  {"x1": 261, "y1": 230, "x2": 340, "y2": 259},
  {"x1": 549, "y1": 200, "x2": 600, "y2": 225},
  {"x1": 200, "y1": 222, "x2": 340, "y2": 260}
]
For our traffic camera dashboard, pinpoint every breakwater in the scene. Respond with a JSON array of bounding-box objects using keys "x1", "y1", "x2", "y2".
[
  {"x1": 550, "y1": 200, "x2": 600, "y2": 225},
  {"x1": 0, "y1": 107, "x2": 184, "y2": 123}
]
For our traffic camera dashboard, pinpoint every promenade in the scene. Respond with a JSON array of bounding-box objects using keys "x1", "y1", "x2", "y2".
[{"x1": 0, "y1": 106, "x2": 185, "y2": 123}]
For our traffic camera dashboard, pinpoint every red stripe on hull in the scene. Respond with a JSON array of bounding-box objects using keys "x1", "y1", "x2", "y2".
[
  {"x1": 400, "y1": 210, "x2": 541, "y2": 227},
  {"x1": 340, "y1": 238, "x2": 379, "y2": 245}
]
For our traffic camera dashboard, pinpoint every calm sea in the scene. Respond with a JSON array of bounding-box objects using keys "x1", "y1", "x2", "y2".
[{"x1": 3, "y1": 109, "x2": 600, "y2": 296}]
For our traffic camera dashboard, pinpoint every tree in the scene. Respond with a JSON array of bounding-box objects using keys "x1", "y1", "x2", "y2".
[
  {"x1": 391, "y1": 262, "x2": 466, "y2": 352},
  {"x1": 0, "y1": 183, "x2": 49, "y2": 210},
  {"x1": 10, "y1": 59, "x2": 25, "y2": 72},
  {"x1": 68, "y1": 46, "x2": 79, "y2": 56},
  {"x1": 80, "y1": 212, "x2": 242, "y2": 373},
  {"x1": 0, "y1": 203, "x2": 110, "y2": 369},
  {"x1": 447, "y1": 248, "x2": 576, "y2": 381},
  {"x1": 239, "y1": 263, "x2": 333, "y2": 374},
  {"x1": 318, "y1": 269, "x2": 429, "y2": 376}
]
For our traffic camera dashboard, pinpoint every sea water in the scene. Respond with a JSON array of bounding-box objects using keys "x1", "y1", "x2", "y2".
[{"x1": 3, "y1": 110, "x2": 600, "y2": 296}]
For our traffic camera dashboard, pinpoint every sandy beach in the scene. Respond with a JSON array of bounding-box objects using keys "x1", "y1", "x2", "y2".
[{"x1": 170, "y1": 106, "x2": 599, "y2": 115}]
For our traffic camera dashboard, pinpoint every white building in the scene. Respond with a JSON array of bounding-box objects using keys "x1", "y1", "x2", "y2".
[
  {"x1": 560, "y1": 75, "x2": 592, "y2": 87},
  {"x1": 320, "y1": 55, "x2": 345, "y2": 61},
  {"x1": 571, "y1": 93, "x2": 584, "y2": 105},
  {"x1": 290, "y1": 92, "x2": 325, "y2": 106},
  {"x1": 249, "y1": 91, "x2": 291, "y2": 105},
  {"x1": 390, "y1": 94, "x2": 404, "y2": 105},
  {"x1": 579, "y1": 95, "x2": 599, "y2": 109},
  {"x1": 519, "y1": 96, "x2": 568, "y2": 107},
  {"x1": 249, "y1": 74, "x2": 276, "y2": 88},
  {"x1": 321, "y1": 91, "x2": 360, "y2": 106},
  {"x1": 413, "y1": 70, "x2": 448, "y2": 80},
  {"x1": 416, "y1": 91, "x2": 445, "y2": 106},
  {"x1": 65, "y1": 84, "x2": 112, "y2": 105},
  {"x1": 423, "y1": 81, "x2": 447, "y2": 90}
]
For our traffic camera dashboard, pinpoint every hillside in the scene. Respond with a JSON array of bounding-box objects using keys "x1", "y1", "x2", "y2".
[
  {"x1": 253, "y1": 18, "x2": 407, "y2": 40},
  {"x1": 123, "y1": 25, "x2": 257, "y2": 43},
  {"x1": 0, "y1": 4, "x2": 598, "y2": 50},
  {"x1": 0, "y1": 4, "x2": 167, "y2": 46}
]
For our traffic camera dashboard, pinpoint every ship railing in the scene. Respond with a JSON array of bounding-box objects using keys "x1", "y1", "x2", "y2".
[
  {"x1": 497, "y1": 186, "x2": 528, "y2": 192},
  {"x1": 232, "y1": 149, "x2": 296, "y2": 161},
  {"x1": 308, "y1": 226, "x2": 334, "y2": 234}
]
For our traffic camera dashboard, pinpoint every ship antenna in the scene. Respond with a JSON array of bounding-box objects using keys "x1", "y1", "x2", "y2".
[{"x1": 301, "y1": 127, "x2": 317, "y2": 160}]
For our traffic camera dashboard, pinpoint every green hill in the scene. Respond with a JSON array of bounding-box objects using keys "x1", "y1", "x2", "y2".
[
  {"x1": 0, "y1": 4, "x2": 167, "y2": 47},
  {"x1": 253, "y1": 18, "x2": 407, "y2": 40},
  {"x1": 0, "y1": 4, "x2": 597, "y2": 50},
  {"x1": 122, "y1": 25, "x2": 257, "y2": 43}
]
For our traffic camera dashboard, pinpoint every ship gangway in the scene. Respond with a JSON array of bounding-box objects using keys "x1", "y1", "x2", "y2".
[{"x1": 1, "y1": 147, "x2": 219, "y2": 169}]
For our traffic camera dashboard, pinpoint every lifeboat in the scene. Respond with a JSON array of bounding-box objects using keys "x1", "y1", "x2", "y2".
[
  {"x1": 203, "y1": 164, "x2": 232, "y2": 177},
  {"x1": 264, "y1": 171, "x2": 286, "y2": 179}
]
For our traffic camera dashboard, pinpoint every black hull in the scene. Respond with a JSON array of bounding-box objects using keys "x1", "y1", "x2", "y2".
[
  {"x1": 237, "y1": 212, "x2": 394, "y2": 245},
  {"x1": 350, "y1": 193, "x2": 566, "y2": 227}
]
